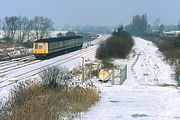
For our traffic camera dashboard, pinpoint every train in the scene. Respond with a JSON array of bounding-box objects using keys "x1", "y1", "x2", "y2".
[{"x1": 33, "y1": 36, "x2": 83, "y2": 59}]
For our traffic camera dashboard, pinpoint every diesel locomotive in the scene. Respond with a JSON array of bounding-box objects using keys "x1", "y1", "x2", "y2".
[{"x1": 33, "y1": 36, "x2": 83, "y2": 59}]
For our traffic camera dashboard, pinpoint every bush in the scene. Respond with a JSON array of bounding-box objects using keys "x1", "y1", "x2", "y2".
[
  {"x1": 96, "y1": 26, "x2": 134, "y2": 61},
  {"x1": 101, "y1": 59, "x2": 114, "y2": 69},
  {"x1": 39, "y1": 66, "x2": 71, "y2": 88}
]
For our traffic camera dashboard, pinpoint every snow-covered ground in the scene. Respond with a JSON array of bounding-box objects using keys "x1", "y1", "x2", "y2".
[
  {"x1": 81, "y1": 37, "x2": 180, "y2": 120},
  {"x1": 1, "y1": 36, "x2": 180, "y2": 120},
  {"x1": 82, "y1": 82, "x2": 180, "y2": 120},
  {"x1": 0, "y1": 30, "x2": 4, "y2": 39}
]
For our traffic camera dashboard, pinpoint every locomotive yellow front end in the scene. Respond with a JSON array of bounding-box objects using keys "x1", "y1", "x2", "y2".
[{"x1": 33, "y1": 42, "x2": 48, "y2": 58}]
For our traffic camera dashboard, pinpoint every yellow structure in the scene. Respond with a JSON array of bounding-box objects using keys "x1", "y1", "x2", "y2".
[
  {"x1": 33, "y1": 42, "x2": 48, "y2": 54},
  {"x1": 99, "y1": 69, "x2": 110, "y2": 82}
]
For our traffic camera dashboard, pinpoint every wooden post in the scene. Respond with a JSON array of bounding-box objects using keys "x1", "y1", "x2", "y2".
[
  {"x1": 89, "y1": 63, "x2": 92, "y2": 79},
  {"x1": 125, "y1": 65, "x2": 127, "y2": 80},
  {"x1": 120, "y1": 65, "x2": 123, "y2": 85},
  {"x1": 81, "y1": 57, "x2": 85, "y2": 83},
  {"x1": 97, "y1": 63, "x2": 100, "y2": 78},
  {"x1": 112, "y1": 66, "x2": 115, "y2": 85}
]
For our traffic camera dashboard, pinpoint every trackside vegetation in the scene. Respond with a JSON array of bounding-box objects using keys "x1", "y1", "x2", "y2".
[
  {"x1": 152, "y1": 36, "x2": 180, "y2": 75},
  {"x1": 96, "y1": 26, "x2": 134, "y2": 61},
  {"x1": 1, "y1": 66, "x2": 100, "y2": 120}
]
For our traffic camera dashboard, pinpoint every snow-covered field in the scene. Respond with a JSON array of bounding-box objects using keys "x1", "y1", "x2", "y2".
[{"x1": 1, "y1": 36, "x2": 180, "y2": 120}]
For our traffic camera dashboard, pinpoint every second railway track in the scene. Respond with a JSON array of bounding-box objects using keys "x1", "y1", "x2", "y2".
[{"x1": 0, "y1": 55, "x2": 34, "y2": 67}]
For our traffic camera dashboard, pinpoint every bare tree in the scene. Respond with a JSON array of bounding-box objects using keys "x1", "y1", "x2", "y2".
[
  {"x1": 3, "y1": 16, "x2": 19, "y2": 43},
  {"x1": 26, "y1": 20, "x2": 33, "y2": 41},
  {"x1": 16, "y1": 16, "x2": 33, "y2": 43},
  {"x1": 32, "y1": 16, "x2": 53, "y2": 39}
]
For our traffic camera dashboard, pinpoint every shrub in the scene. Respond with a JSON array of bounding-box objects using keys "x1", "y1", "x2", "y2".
[
  {"x1": 101, "y1": 59, "x2": 114, "y2": 69},
  {"x1": 39, "y1": 66, "x2": 71, "y2": 88},
  {"x1": 96, "y1": 26, "x2": 134, "y2": 61}
]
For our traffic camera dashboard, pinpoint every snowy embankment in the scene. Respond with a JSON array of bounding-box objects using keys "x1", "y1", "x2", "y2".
[
  {"x1": 1, "y1": 36, "x2": 180, "y2": 119},
  {"x1": 82, "y1": 37, "x2": 180, "y2": 120}
]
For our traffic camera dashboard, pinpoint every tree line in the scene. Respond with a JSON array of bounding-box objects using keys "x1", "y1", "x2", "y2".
[
  {"x1": 125, "y1": 14, "x2": 180, "y2": 36},
  {"x1": 126, "y1": 14, "x2": 148, "y2": 35},
  {"x1": 0, "y1": 16, "x2": 53, "y2": 43}
]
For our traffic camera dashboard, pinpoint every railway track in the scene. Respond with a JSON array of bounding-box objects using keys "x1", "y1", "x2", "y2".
[
  {"x1": 130, "y1": 41, "x2": 165, "y2": 86},
  {"x1": 0, "y1": 57, "x2": 27, "y2": 64},
  {"x1": 141, "y1": 46, "x2": 161, "y2": 83},
  {"x1": 0, "y1": 59, "x2": 41, "y2": 76},
  {"x1": 0, "y1": 55, "x2": 41, "y2": 77},
  {"x1": 0, "y1": 45, "x2": 98, "y2": 88},
  {"x1": 130, "y1": 51, "x2": 141, "y2": 80}
]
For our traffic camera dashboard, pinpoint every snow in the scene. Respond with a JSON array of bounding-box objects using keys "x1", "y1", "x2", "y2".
[
  {"x1": 81, "y1": 37, "x2": 180, "y2": 120},
  {"x1": 81, "y1": 83, "x2": 180, "y2": 120},
  {"x1": 0, "y1": 30, "x2": 4, "y2": 39},
  {"x1": 128, "y1": 37, "x2": 175, "y2": 85},
  {"x1": 1, "y1": 36, "x2": 180, "y2": 120}
]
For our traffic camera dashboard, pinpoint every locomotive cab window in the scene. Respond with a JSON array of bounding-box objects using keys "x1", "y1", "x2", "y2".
[
  {"x1": 39, "y1": 44, "x2": 43, "y2": 49},
  {"x1": 35, "y1": 43, "x2": 38, "y2": 49}
]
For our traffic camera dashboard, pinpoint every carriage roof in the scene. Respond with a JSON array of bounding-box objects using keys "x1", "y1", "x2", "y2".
[{"x1": 33, "y1": 36, "x2": 82, "y2": 43}]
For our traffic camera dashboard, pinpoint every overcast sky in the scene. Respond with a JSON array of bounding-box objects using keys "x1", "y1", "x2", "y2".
[{"x1": 0, "y1": 0, "x2": 180, "y2": 26}]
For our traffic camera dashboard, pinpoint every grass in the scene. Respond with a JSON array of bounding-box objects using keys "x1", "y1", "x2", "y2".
[
  {"x1": 147, "y1": 35, "x2": 180, "y2": 86},
  {"x1": 152, "y1": 36, "x2": 180, "y2": 75},
  {"x1": 2, "y1": 83, "x2": 100, "y2": 120}
]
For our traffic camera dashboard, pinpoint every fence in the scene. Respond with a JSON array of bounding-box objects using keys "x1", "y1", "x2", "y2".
[
  {"x1": 111, "y1": 65, "x2": 127, "y2": 85},
  {"x1": 79, "y1": 58, "x2": 128, "y2": 85}
]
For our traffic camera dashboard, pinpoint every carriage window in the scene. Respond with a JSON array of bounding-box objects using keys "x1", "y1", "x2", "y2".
[{"x1": 44, "y1": 44, "x2": 46, "y2": 49}]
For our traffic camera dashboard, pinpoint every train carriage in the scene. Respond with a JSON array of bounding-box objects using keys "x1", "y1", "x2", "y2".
[{"x1": 33, "y1": 36, "x2": 83, "y2": 59}]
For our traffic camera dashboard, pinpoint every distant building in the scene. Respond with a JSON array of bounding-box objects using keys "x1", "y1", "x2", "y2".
[{"x1": 162, "y1": 31, "x2": 180, "y2": 37}]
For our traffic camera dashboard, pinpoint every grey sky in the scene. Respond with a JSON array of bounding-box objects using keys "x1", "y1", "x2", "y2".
[{"x1": 0, "y1": 0, "x2": 180, "y2": 26}]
